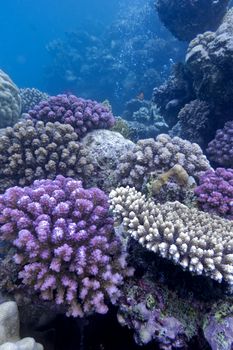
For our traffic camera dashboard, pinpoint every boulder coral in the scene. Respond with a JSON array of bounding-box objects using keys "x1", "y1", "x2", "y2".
[{"x1": 0, "y1": 70, "x2": 21, "y2": 128}]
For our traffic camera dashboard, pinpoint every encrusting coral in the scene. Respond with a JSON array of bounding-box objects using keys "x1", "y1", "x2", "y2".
[
  {"x1": 117, "y1": 133, "x2": 211, "y2": 190},
  {"x1": 0, "y1": 119, "x2": 93, "y2": 193},
  {"x1": 148, "y1": 164, "x2": 190, "y2": 196},
  {"x1": 27, "y1": 94, "x2": 115, "y2": 138},
  {"x1": 0, "y1": 176, "x2": 133, "y2": 317},
  {"x1": 109, "y1": 186, "x2": 233, "y2": 286},
  {"x1": 0, "y1": 70, "x2": 21, "y2": 128}
]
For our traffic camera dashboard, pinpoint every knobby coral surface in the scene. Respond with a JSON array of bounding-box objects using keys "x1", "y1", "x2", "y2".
[
  {"x1": 20, "y1": 88, "x2": 49, "y2": 114},
  {"x1": 117, "y1": 134, "x2": 210, "y2": 190},
  {"x1": 207, "y1": 121, "x2": 233, "y2": 167},
  {"x1": 27, "y1": 94, "x2": 115, "y2": 138},
  {"x1": 109, "y1": 187, "x2": 233, "y2": 286},
  {"x1": 195, "y1": 168, "x2": 233, "y2": 219},
  {"x1": 0, "y1": 70, "x2": 21, "y2": 128},
  {"x1": 0, "y1": 176, "x2": 133, "y2": 317},
  {"x1": 0, "y1": 120, "x2": 93, "y2": 193}
]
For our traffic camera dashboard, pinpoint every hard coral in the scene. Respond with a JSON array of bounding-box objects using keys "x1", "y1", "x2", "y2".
[
  {"x1": 195, "y1": 168, "x2": 233, "y2": 219},
  {"x1": 0, "y1": 120, "x2": 93, "y2": 193},
  {"x1": 156, "y1": 0, "x2": 229, "y2": 41},
  {"x1": 0, "y1": 176, "x2": 132, "y2": 317},
  {"x1": 117, "y1": 134, "x2": 210, "y2": 190},
  {"x1": 27, "y1": 94, "x2": 115, "y2": 138},
  {"x1": 110, "y1": 187, "x2": 233, "y2": 286},
  {"x1": 20, "y1": 88, "x2": 49, "y2": 113},
  {"x1": 207, "y1": 121, "x2": 233, "y2": 167},
  {"x1": 0, "y1": 70, "x2": 21, "y2": 128}
]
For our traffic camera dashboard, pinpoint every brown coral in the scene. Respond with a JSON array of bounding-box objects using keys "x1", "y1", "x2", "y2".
[{"x1": 0, "y1": 120, "x2": 93, "y2": 192}]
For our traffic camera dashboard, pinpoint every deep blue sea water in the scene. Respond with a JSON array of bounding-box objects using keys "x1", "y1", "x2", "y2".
[
  {"x1": 0, "y1": 0, "x2": 121, "y2": 88},
  {"x1": 0, "y1": 0, "x2": 185, "y2": 111}
]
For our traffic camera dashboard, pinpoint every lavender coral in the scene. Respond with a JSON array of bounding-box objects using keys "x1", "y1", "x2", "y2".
[
  {"x1": 207, "y1": 121, "x2": 233, "y2": 167},
  {"x1": 195, "y1": 168, "x2": 233, "y2": 219},
  {"x1": 27, "y1": 94, "x2": 115, "y2": 138},
  {"x1": 0, "y1": 176, "x2": 132, "y2": 317}
]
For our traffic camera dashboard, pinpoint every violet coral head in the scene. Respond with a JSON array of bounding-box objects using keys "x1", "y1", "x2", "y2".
[
  {"x1": 27, "y1": 94, "x2": 115, "y2": 137},
  {"x1": 0, "y1": 176, "x2": 132, "y2": 317},
  {"x1": 195, "y1": 168, "x2": 233, "y2": 219}
]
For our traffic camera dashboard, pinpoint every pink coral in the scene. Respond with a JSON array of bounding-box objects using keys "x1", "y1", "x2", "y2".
[{"x1": 0, "y1": 176, "x2": 132, "y2": 317}]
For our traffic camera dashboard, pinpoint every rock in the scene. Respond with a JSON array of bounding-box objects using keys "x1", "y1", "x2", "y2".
[
  {"x1": 80, "y1": 129, "x2": 135, "y2": 192},
  {"x1": 0, "y1": 338, "x2": 43, "y2": 350},
  {"x1": 0, "y1": 302, "x2": 43, "y2": 350},
  {"x1": 0, "y1": 302, "x2": 19, "y2": 345}
]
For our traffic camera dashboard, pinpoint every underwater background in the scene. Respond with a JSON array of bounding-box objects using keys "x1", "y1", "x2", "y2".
[{"x1": 1, "y1": 1, "x2": 233, "y2": 350}]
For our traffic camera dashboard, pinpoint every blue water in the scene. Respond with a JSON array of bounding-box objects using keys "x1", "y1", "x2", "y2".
[
  {"x1": 0, "y1": 0, "x2": 185, "y2": 111},
  {"x1": 0, "y1": 0, "x2": 120, "y2": 88}
]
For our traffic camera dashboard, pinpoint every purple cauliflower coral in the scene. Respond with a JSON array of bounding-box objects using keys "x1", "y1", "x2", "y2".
[
  {"x1": 0, "y1": 176, "x2": 132, "y2": 317},
  {"x1": 207, "y1": 121, "x2": 233, "y2": 167},
  {"x1": 27, "y1": 94, "x2": 115, "y2": 138},
  {"x1": 195, "y1": 168, "x2": 233, "y2": 219}
]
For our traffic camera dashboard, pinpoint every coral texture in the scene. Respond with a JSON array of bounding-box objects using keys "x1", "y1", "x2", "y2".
[
  {"x1": 80, "y1": 129, "x2": 135, "y2": 192},
  {"x1": 0, "y1": 301, "x2": 43, "y2": 350},
  {"x1": 0, "y1": 120, "x2": 93, "y2": 193},
  {"x1": 185, "y1": 9, "x2": 233, "y2": 113},
  {"x1": 20, "y1": 88, "x2": 49, "y2": 114},
  {"x1": 207, "y1": 121, "x2": 233, "y2": 167},
  {"x1": 170, "y1": 99, "x2": 210, "y2": 144},
  {"x1": 0, "y1": 70, "x2": 21, "y2": 128},
  {"x1": 0, "y1": 176, "x2": 132, "y2": 317},
  {"x1": 195, "y1": 168, "x2": 233, "y2": 219},
  {"x1": 109, "y1": 187, "x2": 233, "y2": 285},
  {"x1": 147, "y1": 165, "x2": 197, "y2": 206},
  {"x1": 27, "y1": 94, "x2": 115, "y2": 138},
  {"x1": 117, "y1": 133, "x2": 211, "y2": 190},
  {"x1": 156, "y1": 0, "x2": 229, "y2": 41}
]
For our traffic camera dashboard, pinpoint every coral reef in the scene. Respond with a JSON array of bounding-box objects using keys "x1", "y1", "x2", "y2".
[
  {"x1": 207, "y1": 121, "x2": 233, "y2": 167},
  {"x1": 156, "y1": 0, "x2": 229, "y2": 41},
  {"x1": 170, "y1": 99, "x2": 210, "y2": 145},
  {"x1": 0, "y1": 120, "x2": 93, "y2": 192},
  {"x1": 152, "y1": 63, "x2": 194, "y2": 127},
  {"x1": 45, "y1": 2, "x2": 185, "y2": 112},
  {"x1": 80, "y1": 129, "x2": 135, "y2": 192},
  {"x1": 109, "y1": 186, "x2": 233, "y2": 285},
  {"x1": 117, "y1": 276, "x2": 202, "y2": 348},
  {"x1": 185, "y1": 9, "x2": 233, "y2": 117},
  {"x1": 0, "y1": 176, "x2": 133, "y2": 317},
  {"x1": 117, "y1": 133, "x2": 211, "y2": 190},
  {"x1": 147, "y1": 164, "x2": 197, "y2": 206},
  {"x1": 20, "y1": 88, "x2": 49, "y2": 114},
  {"x1": 0, "y1": 301, "x2": 43, "y2": 350},
  {"x1": 195, "y1": 168, "x2": 233, "y2": 219},
  {"x1": 122, "y1": 99, "x2": 169, "y2": 140},
  {"x1": 110, "y1": 117, "x2": 134, "y2": 140},
  {"x1": 27, "y1": 94, "x2": 115, "y2": 138},
  {"x1": 0, "y1": 70, "x2": 21, "y2": 128}
]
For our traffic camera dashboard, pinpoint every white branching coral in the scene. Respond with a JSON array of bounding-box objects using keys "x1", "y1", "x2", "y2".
[{"x1": 109, "y1": 187, "x2": 233, "y2": 285}]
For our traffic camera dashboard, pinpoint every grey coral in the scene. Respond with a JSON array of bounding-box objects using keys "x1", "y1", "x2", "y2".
[
  {"x1": 117, "y1": 134, "x2": 210, "y2": 190},
  {"x1": 0, "y1": 70, "x2": 21, "y2": 128},
  {"x1": 109, "y1": 186, "x2": 233, "y2": 285}
]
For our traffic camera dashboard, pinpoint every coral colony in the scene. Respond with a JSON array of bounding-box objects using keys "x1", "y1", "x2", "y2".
[
  {"x1": 0, "y1": 176, "x2": 133, "y2": 317},
  {"x1": 2, "y1": 1, "x2": 233, "y2": 348}
]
